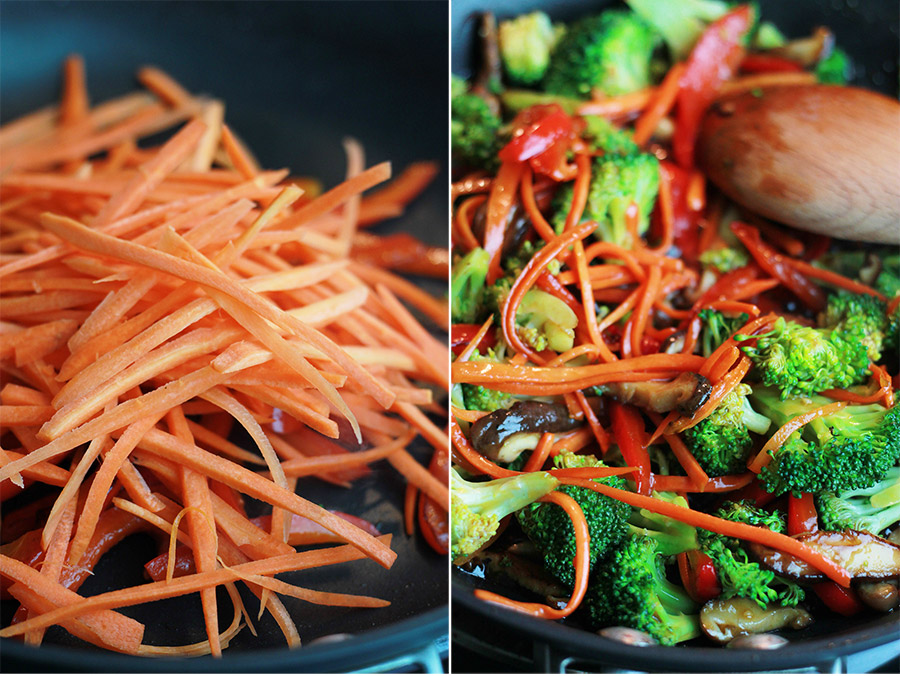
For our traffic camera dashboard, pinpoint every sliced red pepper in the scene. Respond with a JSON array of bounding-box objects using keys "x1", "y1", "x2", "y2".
[
  {"x1": 674, "y1": 4, "x2": 756, "y2": 168},
  {"x1": 451, "y1": 323, "x2": 496, "y2": 357},
  {"x1": 740, "y1": 53, "x2": 806, "y2": 74},
  {"x1": 144, "y1": 545, "x2": 196, "y2": 582},
  {"x1": 656, "y1": 161, "x2": 701, "y2": 259},
  {"x1": 729, "y1": 477, "x2": 777, "y2": 508},
  {"x1": 609, "y1": 402, "x2": 651, "y2": 495},
  {"x1": 350, "y1": 232, "x2": 449, "y2": 278},
  {"x1": 419, "y1": 446, "x2": 449, "y2": 555},
  {"x1": 499, "y1": 106, "x2": 573, "y2": 164},
  {"x1": 483, "y1": 160, "x2": 524, "y2": 284},
  {"x1": 730, "y1": 222, "x2": 826, "y2": 311},
  {"x1": 788, "y1": 492, "x2": 819, "y2": 535},
  {"x1": 249, "y1": 510, "x2": 381, "y2": 546},
  {"x1": 678, "y1": 550, "x2": 722, "y2": 604},
  {"x1": 812, "y1": 581, "x2": 864, "y2": 616}
]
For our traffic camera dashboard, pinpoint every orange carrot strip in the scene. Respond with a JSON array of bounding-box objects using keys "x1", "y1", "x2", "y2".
[
  {"x1": 522, "y1": 432, "x2": 555, "y2": 472},
  {"x1": 577, "y1": 89, "x2": 654, "y2": 117},
  {"x1": 784, "y1": 257, "x2": 887, "y2": 301},
  {"x1": 220, "y1": 124, "x2": 260, "y2": 179},
  {"x1": 663, "y1": 433, "x2": 709, "y2": 490},
  {"x1": 94, "y1": 119, "x2": 206, "y2": 226},
  {"x1": 519, "y1": 167, "x2": 557, "y2": 243},
  {"x1": 135, "y1": 427, "x2": 396, "y2": 568},
  {"x1": 0, "y1": 555, "x2": 145, "y2": 652},
  {"x1": 633, "y1": 63, "x2": 684, "y2": 146},
  {"x1": 137, "y1": 66, "x2": 193, "y2": 106}
]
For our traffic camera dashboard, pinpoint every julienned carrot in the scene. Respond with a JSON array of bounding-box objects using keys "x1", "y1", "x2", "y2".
[
  {"x1": 1, "y1": 61, "x2": 447, "y2": 656},
  {"x1": 0, "y1": 555, "x2": 145, "y2": 652},
  {"x1": 562, "y1": 479, "x2": 852, "y2": 587},
  {"x1": 634, "y1": 62, "x2": 685, "y2": 146}
]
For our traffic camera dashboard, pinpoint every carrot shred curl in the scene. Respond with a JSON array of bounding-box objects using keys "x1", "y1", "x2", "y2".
[{"x1": 0, "y1": 60, "x2": 447, "y2": 655}]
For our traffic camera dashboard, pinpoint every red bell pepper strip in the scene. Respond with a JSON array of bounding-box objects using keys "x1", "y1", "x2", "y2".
[
  {"x1": 678, "y1": 550, "x2": 722, "y2": 604},
  {"x1": 788, "y1": 492, "x2": 819, "y2": 535},
  {"x1": 729, "y1": 477, "x2": 777, "y2": 508},
  {"x1": 610, "y1": 402, "x2": 651, "y2": 495},
  {"x1": 451, "y1": 323, "x2": 496, "y2": 357},
  {"x1": 145, "y1": 545, "x2": 196, "y2": 582},
  {"x1": 730, "y1": 222, "x2": 826, "y2": 311},
  {"x1": 499, "y1": 106, "x2": 573, "y2": 164},
  {"x1": 656, "y1": 161, "x2": 701, "y2": 259},
  {"x1": 674, "y1": 4, "x2": 756, "y2": 168},
  {"x1": 249, "y1": 510, "x2": 380, "y2": 546},
  {"x1": 483, "y1": 160, "x2": 524, "y2": 284},
  {"x1": 740, "y1": 53, "x2": 806, "y2": 74},
  {"x1": 812, "y1": 581, "x2": 864, "y2": 616},
  {"x1": 419, "y1": 446, "x2": 450, "y2": 555}
]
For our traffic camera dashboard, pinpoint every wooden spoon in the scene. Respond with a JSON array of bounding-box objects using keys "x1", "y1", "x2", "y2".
[{"x1": 696, "y1": 84, "x2": 900, "y2": 244}]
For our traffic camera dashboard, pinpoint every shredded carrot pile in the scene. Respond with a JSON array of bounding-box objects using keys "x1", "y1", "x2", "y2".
[{"x1": 0, "y1": 58, "x2": 448, "y2": 656}]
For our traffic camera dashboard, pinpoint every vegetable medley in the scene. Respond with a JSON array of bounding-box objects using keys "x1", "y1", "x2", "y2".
[{"x1": 451, "y1": 0, "x2": 898, "y2": 646}]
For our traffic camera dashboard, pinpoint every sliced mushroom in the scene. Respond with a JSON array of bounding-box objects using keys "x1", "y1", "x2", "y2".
[
  {"x1": 660, "y1": 330, "x2": 686, "y2": 355},
  {"x1": 749, "y1": 530, "x2": 900, "y2": 581},
  {"x1": 469, "y1": 401, "x2": 579, "y2": 461},
  {"x1": 700, "y1": 598, "x2": 812, "y2": 644},
  {"x1": 855, "y1": 580, "x2": 899, "y2": 613},
  {"x1": 768, "y1": 27, "x2": 834, "y2": 67},
  {"x1": 603, "y1": 372, "x2": 711, "y2": 416}
]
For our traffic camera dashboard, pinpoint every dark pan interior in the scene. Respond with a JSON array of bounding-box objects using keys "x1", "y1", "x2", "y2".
[
  {"x1": 450, "y1": 0, "x2": 899, "y2": 671},
  {"x1": 0, "y1": 1, "x2": 448, "y2": 671}
]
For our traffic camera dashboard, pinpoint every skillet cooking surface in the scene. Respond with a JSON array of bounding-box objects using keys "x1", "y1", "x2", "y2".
[
  {"x1": 450, "y1": 0, "x2": 899, "y2": 671},
  {"x1": 0, "y1": 1, "x2": 448, "y2": 670}
]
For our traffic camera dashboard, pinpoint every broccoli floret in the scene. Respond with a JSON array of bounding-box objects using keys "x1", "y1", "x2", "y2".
[
  {"x1": 699, "y1": 309, "x2": 749, "y2": 358},
  {"x1": 750, "y1": 389, "x2": 900, "y2": 495},
  {"x1": 738, "y1": 316, "x2": 870, "y2": 399},
  {"x1": 544, "y1": 10, "x2": 660, "y2": 99},
  {"x1": 451, "y1": 247, "x2": 490, "y2": 324},
  {"x1": 875, "y1": 255, "x2": 900, "y2": 299},
  {"x1": 553, "y1": 152, "x2": 660, "y2": 248},
  {"x1": 498, "y1": 11, "x2": 562, "y2": 85},
  {"x1": 753, "y1": 21, "x2": 787, "y2": 50},
  {"x1": 819, "y1": 291, "x2": 889, "y2": 363},
  {"x1": 627, "y1": 491, "x2": 699, "y2": 555},
  {"x1": 516, "y1": 288, "x2": 578, "y2": 353},
  {"x1": 885, "y1": 302, "x2": 900, "y2": 358},
  {"x1": 451, "y1": 78, "x2": 502, "y2": 172},
  {"x1": 625, "y1": 0, "x2": 730, "y2": 60},
  {"x1": 500, "y1": 89, "x2": 584, "y2": 115},
  {"x1": 581, "y1": 115, "x2": 639, "y2": 155},
  {"x1": 451, "y1": 467, "x2": 559, "y2": 561},
  {"x1": 698, "y1": 501, "x2": 805, "y2": 609},
  {"x1": 816, "y1": 46, "x2": 853, "y2": 85},
  {"x1": 461, "y1": 384, "x2": 512, "y2": 412},
  {"x1": 585, "y1": 535, "x2": 700, "y2": 645},
  {"x1": 817, "y1": 466, "x2": 900, "y2": 536},
  {"x1": 683, "y1": 384, "x2": 771, "y2": 477},
  {"x1": 517, "y1": 452, "x2": 630, "y2": 587},
  {"x1": 699, "y1": 246, "x2": 749, "y2": 274}
]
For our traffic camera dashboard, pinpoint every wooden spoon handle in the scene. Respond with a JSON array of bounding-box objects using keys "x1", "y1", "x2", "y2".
[{"x1": 697, "y1": 85, "x2": 900, "y2": 244}]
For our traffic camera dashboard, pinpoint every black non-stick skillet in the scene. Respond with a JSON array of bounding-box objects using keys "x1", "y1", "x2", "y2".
[
  {"x1": 0, "y1": 1, "x2": 448, "y2": 671},
  {"x1": 450, "y1": 0, "x2": 899, "y2": 671}
]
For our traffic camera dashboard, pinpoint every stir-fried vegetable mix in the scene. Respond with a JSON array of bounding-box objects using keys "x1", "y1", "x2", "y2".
[{"x1": 451, "y1": 1, "x2": 898, "y2": 646}]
